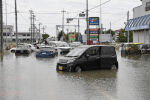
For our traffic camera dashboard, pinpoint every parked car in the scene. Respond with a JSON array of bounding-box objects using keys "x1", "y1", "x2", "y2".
[
  {"x1": 56, "y1": 45, "x2": 118, "y2": 72},
  {"x1": 48, "y1": 41, "x2": 72, "y2": 54},
  {"x1": 15, "y1": 47, "x2": 31, "y2": 55},
  {"x1": 139, "y1": 44, "x2": 150, "y2": 54},
  {"x1": 121, "y1": 43, "x2": 143, "y2": 55},
  {"x1": 36, "y1": 46, "x2": 58, "y2": 58},
  {"x1": 10, "y1": 47, "x2": 16, "y2": 53},
  {"x1": 24, "y1": 43, "x2": 36, "y2": 52},
  {"x1": 14, "y1": 43, "x2": 32, "y2": 55},
  {"x1": 69, "y1": 42, "x2": 82, "y2": 48}
]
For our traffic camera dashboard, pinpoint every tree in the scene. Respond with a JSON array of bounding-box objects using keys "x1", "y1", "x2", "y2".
[
  {"x1": 42, "y1": 34, "x2": 49, "y2": 40},
  {"x1": 117, "y1": 29, "x2": 133, "y2": 42},
  {"x1": 58, "y1": 31, "x2": 64, "y2": 41},
  {"x1": 106, "y1": 29, "x2": 115, "y2": 36}
]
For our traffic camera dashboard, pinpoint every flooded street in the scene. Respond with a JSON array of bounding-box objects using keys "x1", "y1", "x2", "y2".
[{"x1": 0, "y1": 52, "x2": 150, "y2": 100}]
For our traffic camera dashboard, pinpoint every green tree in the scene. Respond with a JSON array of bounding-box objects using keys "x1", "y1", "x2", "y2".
[
  {"x1": 117, "y1": 29, "x2": 133, "y2": 42},
  {"x1": 42, "y1": 34, "x2": 49, "y2": 40},
  {"x1": 58, "y1": 31, "x2": 66, "y2": 41},
  {"x1": 106, "y1": 29, "x2": 115, "y2": 36}
]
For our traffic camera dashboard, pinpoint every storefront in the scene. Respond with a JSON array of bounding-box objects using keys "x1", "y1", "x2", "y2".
[{"x1": 125, "y1": 13, "x2": 150, "y2": 44}]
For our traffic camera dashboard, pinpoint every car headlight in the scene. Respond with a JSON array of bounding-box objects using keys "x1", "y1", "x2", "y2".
[{"x1": 67, "y1": 59, "x2": 75, "y2": 63}]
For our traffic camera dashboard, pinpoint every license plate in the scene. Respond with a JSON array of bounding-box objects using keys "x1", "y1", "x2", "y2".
[{"x1": 59, "y1": 66, "x2": 63, "y2": 71}]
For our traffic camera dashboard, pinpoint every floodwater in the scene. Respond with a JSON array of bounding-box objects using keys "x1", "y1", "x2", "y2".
[{"x1": 0, "y1": 51, "x2": 150, "y2": 100}]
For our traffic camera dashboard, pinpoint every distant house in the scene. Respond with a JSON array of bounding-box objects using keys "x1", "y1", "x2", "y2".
[
  {"x1": 12, "y1": 32, "x2": 41, "y2": 43},
  {"x1": 125, "y1": 0, "x2": 150, "y2": 44}
]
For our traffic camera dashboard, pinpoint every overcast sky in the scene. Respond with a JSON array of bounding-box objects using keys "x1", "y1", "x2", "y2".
[{"x1": 3, "y1": 0, "x2": 142, "y2": 36}]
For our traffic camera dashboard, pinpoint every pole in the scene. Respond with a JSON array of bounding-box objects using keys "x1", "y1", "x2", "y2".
[
  {"x1": 30, "y1": 10, "x2": 33, "y2": 44},
  {"x1": 86, "y1": 0, "x2": 89, "y2": 44},
  {"x1": 99, "y1": 0, "x2": 102, "y2": 44},
  {"x1": 0, "y1": 0, "x2": 3, "y2": 53},
  {"x1": 127, "y1": 11, "x2": 130, "y2": 43},
  {"x1": 42, "y1": 26, "x2": 45, "y2": 34},
  {"x1": 15, "y1": 0, "x2": 18, "y2": 47},
  {"x1": 78, "y1": 18, "x2": 80, "y2": 42},
  {"x1": 56, "y1": 25, "x2": 58, "y2": 41},
  {"x1": 33, "y1": 14, "x2": 35, "y2": 43},
  {"x1": 62, "y1": 10, "x2": 66, "y2": 41},
  {"x1": 5, "y1": 0, "x2": 8, "y2": 45},
  {"x1": 78, "y1": 19, "x2": 79, "y2": 34},
  {"x1": 110, "y1": 22, "x2": 111, "y2": 34},
  {"x1": 39, "y1": 23, "x2": 41, "y2": 42}
]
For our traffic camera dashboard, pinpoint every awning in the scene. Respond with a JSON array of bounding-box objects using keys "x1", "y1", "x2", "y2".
[{"x1": 125, "y1": 14, "x2": 150, "y2": 31}]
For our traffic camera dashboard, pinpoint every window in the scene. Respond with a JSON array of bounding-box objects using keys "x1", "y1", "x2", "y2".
[
  {"x1": 146, "y1": 1, "x2": 150, "y2": 11},
  {"x1": 101, "y1": 47, "x2": 115, "y2": 56},
  {"x1": 86, "y1": 47, "x2": 99, "y2": 56}
]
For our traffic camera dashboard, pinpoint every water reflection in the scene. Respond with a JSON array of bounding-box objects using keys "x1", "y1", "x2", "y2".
[
  {"x1": 56, "y1": 70, "x2": 118, "y2": 100},
  {"x1": 0, "y1": 51, "x2": 150, "y2": 100},
  {"x1": 0, "y1": 55, "x2": 3, "y2": 62}
]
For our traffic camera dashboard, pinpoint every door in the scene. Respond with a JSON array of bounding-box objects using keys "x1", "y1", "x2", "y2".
[
  {"x1": 85, "y1": 46, "x2": 100, "y2": 70},
  {"x1": 100, "y1": 46, "x2": 116, "y2": 69}
]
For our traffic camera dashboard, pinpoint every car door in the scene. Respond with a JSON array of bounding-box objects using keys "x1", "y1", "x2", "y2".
[
  {"x1": 100, "y1": 46, "x2": 116, "y2": 69},
  {"x1": 85, "y1": 46, "x2": 100, "y2": 70}
]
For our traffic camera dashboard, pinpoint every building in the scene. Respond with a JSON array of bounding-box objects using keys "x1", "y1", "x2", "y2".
[
  {"x1": 125, "y1": 0, "x2": 150, "y2": 44},
  {"x1": 2, "y1": 25, "x2": 14, "y2": 42},
  {"x1": 12, "y1": 32, "x2": 41, "y2": 43},
  {"x1": 3, "y1": 25, "x2": 14, "y2": 36}
]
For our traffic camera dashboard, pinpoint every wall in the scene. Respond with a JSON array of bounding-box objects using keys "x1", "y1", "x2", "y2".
[
  {"x1": 133, "y1": 0, "x2": 150, "y2": 18},
  {"x1": 133, "y1": 30, "x2": 150, "y2": 44}
]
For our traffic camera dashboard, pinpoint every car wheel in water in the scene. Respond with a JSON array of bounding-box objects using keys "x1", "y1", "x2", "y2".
[
  {"x1": 75, "y1": 66, "x2": 82, "y2": 72},
  {"x1": 111, "y1": 64, "x2": 118, "y2": 70}
]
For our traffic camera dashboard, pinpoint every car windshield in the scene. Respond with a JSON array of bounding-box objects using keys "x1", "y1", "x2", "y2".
[{"x1": 66, "y1": 47, "x2": 87, "y2": 57}]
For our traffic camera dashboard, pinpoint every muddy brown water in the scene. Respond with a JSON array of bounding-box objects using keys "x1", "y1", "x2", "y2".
[{"x1": 0, "y1": 51, "x2": 150, "y2": 100}]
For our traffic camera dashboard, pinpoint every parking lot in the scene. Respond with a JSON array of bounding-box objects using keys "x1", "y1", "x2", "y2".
[{"x1": 0, "y1": 51, "x2": 150, "y2": 100}]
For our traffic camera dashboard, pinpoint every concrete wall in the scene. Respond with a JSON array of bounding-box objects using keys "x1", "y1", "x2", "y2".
[
  {"x1": 133, "y1": 0, "x2": 150, "y2": 18},
  {"x1": 133, "y1": 30, "x2": 150, "y2": 44}
]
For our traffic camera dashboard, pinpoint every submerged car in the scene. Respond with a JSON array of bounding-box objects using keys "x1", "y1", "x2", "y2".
[
  {"x1": 69, "y1": 42, "x2": 82, "y2": 48},
  {"x1": 48, "y1": 41, "x2": 72, "y2": 54},
  {"x1": 56, "y1": 45, "x2": 118, "y2": 72},
  {"x1": 15, "y1": 44, "x2": 32, "y2": 55},
  {"x1": 36, "y1": 46, "x2": 57, "y2": 58},
  {"x1": 121, "y1": 43, "x2": 143, "y2": 55}
]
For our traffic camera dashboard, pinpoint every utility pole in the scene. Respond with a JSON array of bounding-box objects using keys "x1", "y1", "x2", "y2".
[
  {"x1": 0, "y1": 0, "x2": 3, "y2": 53},
  {"x1": 42, "y1": 26, "x2": 45, "y2": 34},
  {"x1": 15, "y1": 0, "x2": 18, "y2": 47},
  {"x1": 99, "y1": 0, "x2": 102, "y2": 45},
  {"x1": 39, "y1": 23, "x2": 42, "y2": 42},
  {"x1": 110, "y1": 22, "x2": 112, "y2": 42},
  {"x1": 78, "y1": 18, "x2": 80, "y2": 34},
  {"x1": 110, "y1": 22, "x2": 111, "y2": 34},
  {"x1": 29, "y1": 10, "x2": 33, "y2": 44},
  {"x1": 62, "y1": 10, "x2": 66, "y2": 41},
  {"x1": 86, "y1": 0, "x2": 90, "y2": 44},
  {"x1": 33, "y1": 14, "x2": 35, "y2": 43},
  {"x1": 5, "y1": 0, "x2": 8, "y2": 45},
  {"x1": 127, "y1": 11, "x2": 130, "y2": 43}
]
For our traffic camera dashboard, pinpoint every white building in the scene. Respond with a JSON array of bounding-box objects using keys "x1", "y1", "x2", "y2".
[
  {"x1": 125, "y1": 0, "x2": 150, "y2": 44},
  {"x1": 11, "y1": 32, "x2": 41, "y2": 43}
]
